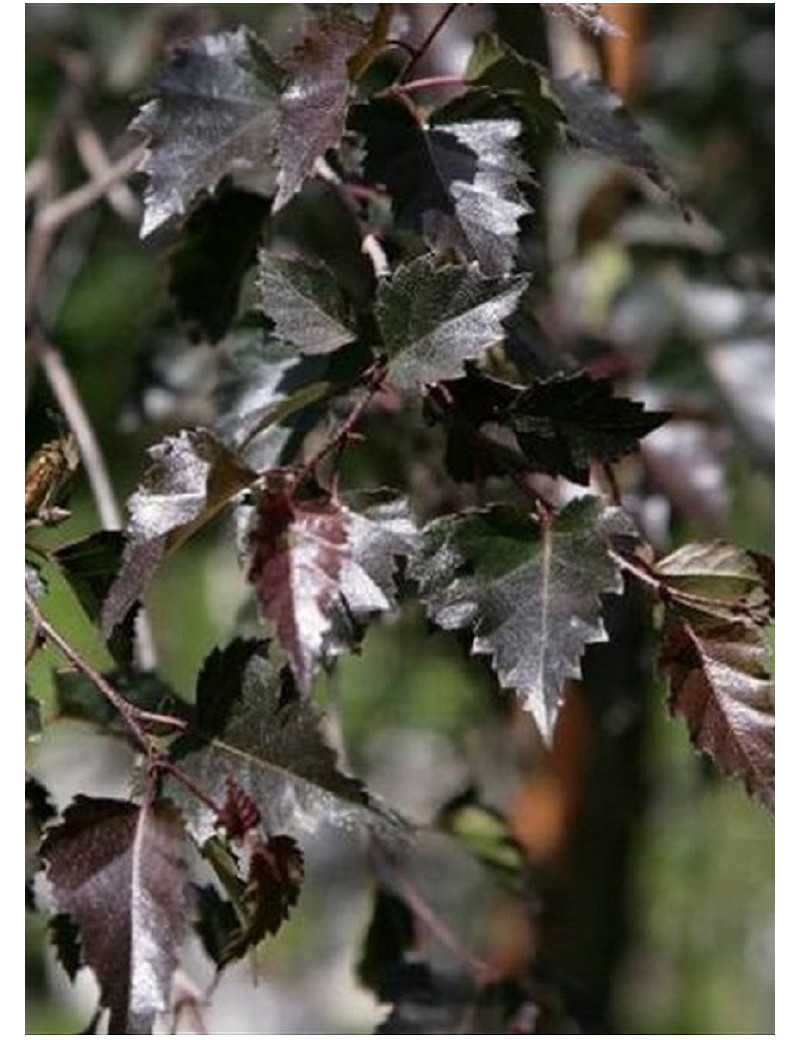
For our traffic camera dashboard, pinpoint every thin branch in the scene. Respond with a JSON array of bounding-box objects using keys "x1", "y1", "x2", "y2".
[
  {"x1": 72, "y1": 119, "x2": 140, "y2": 223},
  {"x1": 26, "y1": 334, "x2": 159, "y2": 670},
  {"x1": 391, "y1": 73, "x2": 468, "y2": 95},
  {"x1": 377, "y1": 852, "x2": 497, "y2": 983},
  {"x1": 25, "y1": 589, "x2": 154, "y2": 753},
  {"x1": 299, "y1": 361, "x2": 388, "y2": 482},
  {"x1": 34, "y1": 143, "x2": 145, "y2": 236},
  {"x1": 400, "y1": 4, "x2": 460, "y2": 82},
  {"x1": 601, "y1": 461, "x2": 621, "y2": 505},
  {"x1": 29, "y1": 335, "x2": 122, "y2": 530}
]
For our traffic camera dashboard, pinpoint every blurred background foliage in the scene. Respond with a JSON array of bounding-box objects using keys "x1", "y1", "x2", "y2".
[{"x1": 26, "y1": 4, "x2": 773, "y2": 1034}]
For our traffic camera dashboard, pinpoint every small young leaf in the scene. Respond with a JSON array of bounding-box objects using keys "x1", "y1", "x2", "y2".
[
  {"x1": 132, "y1": 28, "x2": 286, "y2": 237},
  {"x1": 167, "y1": 188, "x2": 271, "y2": 343},
  {"x1": 661, "y1": 619, "x2": 774, "y2": 811},
  {"x1": 41, "y1": 796, "x2": 190, "y2": 1035},
  {"x1": 168, "y1": 640, "x2": 400, "y2": 843},
  {"x1": 102, "y1": 429, "x2": 256, "y2": 634},
  {"x1": 652, "y1": 541, "x2": 774, "y2": 809},
  {"x1": 247, "y1": 487, "x2": 417, "y2": 691},
  {"x1": 411, "y1": 497, "x2": 633, "y2": 743},
  {"x1": 375, "y1": 255, "x2": 527, "y2": 389},
  {"x1": 257, "y1": 253, "x2": 358, "y2": 354},
  {"x1": 354, "y1": 97, "x2": 531, "y2": 275},
  {"x1": 275, "y1": 9, "x2": 369, "y2": 210}
]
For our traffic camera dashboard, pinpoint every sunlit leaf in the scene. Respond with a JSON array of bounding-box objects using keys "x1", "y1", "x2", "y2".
[
  {"x1": 375, "y1": 255, "x2": 527, "y2": 389},
  {"x1": 132, "y1": 28, "x2": 286, "y2": 237},
  {"x1": 411, "y1": 497, "x2": 632, "y2": 742}
]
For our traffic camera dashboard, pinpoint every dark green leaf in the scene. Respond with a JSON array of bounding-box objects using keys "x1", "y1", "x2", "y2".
[
  {"x1": 41, "y1": 797, "x2": 189, "y2": 1034},
  {"x1": 375, "y1": 256, "x2": 527, "y2": 389},
  {"x1": 275, "y1": 9, "x2": 368, "y2": 209},
  {"x1": 102, "y1": 429, "x2": 256, "y2": 634},
  {"x1": 257, "y1": 253, "x2": 357, "y2": 354},
  {"x1": 411, "y1": 497, "x2": 632, "y2": 742},
  {"x1": 168, "y1": 640, "x2": 400, "y2": 843},
  {"x1": 167, "y1": 188, "x2": 271, "y2": 343},
  {"x1": 354, "y1": 97, "x2": 531, "y2": 276},
  {"x1": 132, "y1": 28, "x2": 286, "y2": 237},
  {"x1": 247, "y1": 488, "x2": 418, "y2": 691},
  {"x1": 54, "y1": 532, "x2": 136, "y2": 669}
]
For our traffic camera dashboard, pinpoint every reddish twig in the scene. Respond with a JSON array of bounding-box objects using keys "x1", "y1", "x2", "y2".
[
  {"x1": 391, "y1": 73, "x2": 468, "y2": 95},
  {"x1": 299, "y1": 362, "x2": 389, "y2": 482},
  {"x1": 378, "y1": 852, "x2": 497, "y2": 983},
  {"x1": 26, "y1": 333, "x2": 159, "y2": 670},
  {"x1": 400, "y1": 4, "x2": 461, "y2": 81},
  {"x1": 25, "y1": 589, "x2": 155, "y2": 753}
]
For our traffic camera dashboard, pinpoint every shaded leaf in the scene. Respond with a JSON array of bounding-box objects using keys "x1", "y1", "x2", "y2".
[
  {"x1": 49, "y1": 912, "x2": 84, "y2": 982},
  {"x1": 551, "y1": 72, "x2": 680, "y2": 203},
  {"x1": 26, "y1": 775, "x2": 56, "y2": 909},
  {"x1": 168, "y1": 640, "x2": 400, "y2": 843},
  {"x1": 275, "y1": 9, "x2": 368, "y2": 210},
  {"x1": 167, "y1": 188, "x2": 271, "y2": 343},
  {"x1": 52, "y1": 669, "x2": 189, "y2": 739},
  {"x1": 257, "y1": 253, "x2": 357, "y2": 354},
  {"x1": 354, "y1": 98, "x2": 531, "y2": 275},
  {"x1": 465, "y1": 34, "x2": 564, "y2": 158},
  {"x1": 441, "y1": 368, "x2": 669, "y2": 484},
  {"x1": 215, "y1": 317, "x2": 369, "y2": 462},
  {"x1": 375, "y1": 256, "x2": 527, "y2": 389},
  {"x1": 378, "y1": 971, "x2": 537, "y2": 1034},
  {"x1": 661, "y1": 619, "x2": 774, "y2": 811},
  {"x1": 358, "y1": 886, "x2": 415, "y2": 998},
  {"x1": 358, "y1": 886, "x2": 537, "y2": 1033},
  {"x1": 248, "y1": 487, "x2": 417, "y2": 690},
  {"x1": 411, "y1": 497, "x2": 631, "y2": 742},
  {"x1": 132, "y1": 28, "x2": 286, "y2": 237},
  {"x1": 41, "y1": 797, "x2": 189, "y2": 1034},
  {"x1": 54, "y1": 532, "x2": 136, "y2": 669},
  {"x1": 193, "y1": 883, "x2": 240, "y2": 969},
  {"x1": 102, "y1": 429, "x2": 256, "y2": 634}
]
